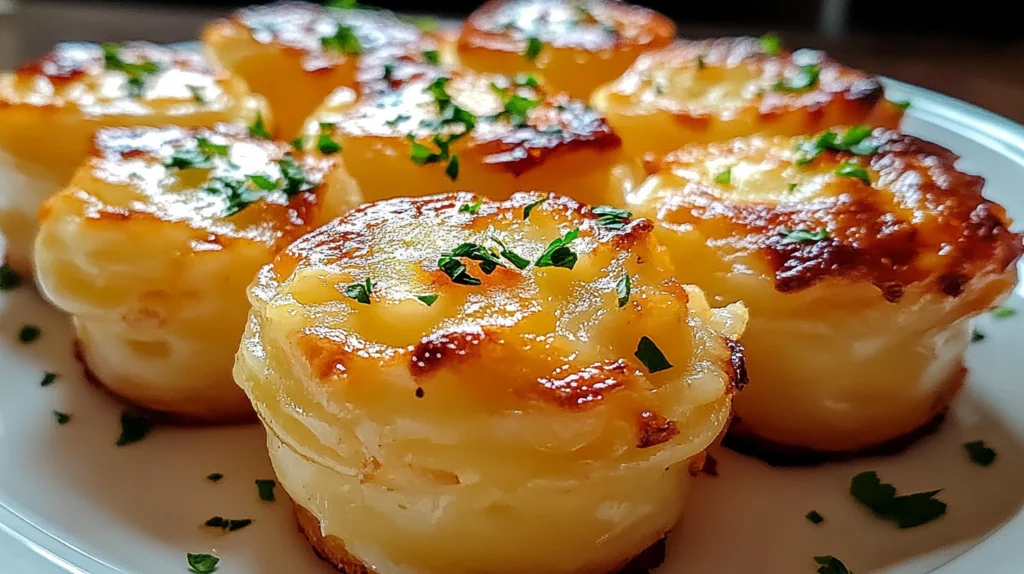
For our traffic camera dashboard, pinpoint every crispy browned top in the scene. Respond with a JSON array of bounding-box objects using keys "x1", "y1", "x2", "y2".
[
  {"x1": 459, "y1": 0, "x2": 675, "y2": 53},
  {"x1": 645, "y1": 128, "x2": 1023, "y2": 299}
]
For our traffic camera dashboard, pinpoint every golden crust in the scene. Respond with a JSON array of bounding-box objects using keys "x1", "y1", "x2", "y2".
[
  {"x1": 635, "y1": 128, "x2": 1023, "y2": 300},
  {"x1": 591, "y1": 37, "x2": 905, "y2": 158}
]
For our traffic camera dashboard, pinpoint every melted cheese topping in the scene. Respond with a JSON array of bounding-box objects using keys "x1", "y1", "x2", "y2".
[
  {"x1": 235, "y1": 192, "x2": 747, "y2": 573},
  {"x1": 591, "y1": 37, "x2": 905, "y2": 159},
  {"x1": 628, "y1": 130, "x2": 1023, "y2": 452},
  {"x1": 458, "y1": 0, "x2": 675, "y2": 99},
  {"x1": 303, "y1": 70, "x2": 634, "y2": 208},
  {"x1": 33, "y1": 125, "x2": 358, "y2": 421},
  {"x1": 202, "y1": 1, "x2": 426, "y2": 137},
  {"x1": 0, "y1": 41, "x2": 269, "y2": 273}
]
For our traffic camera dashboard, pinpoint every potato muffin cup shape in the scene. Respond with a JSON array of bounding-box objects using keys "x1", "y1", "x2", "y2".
[
  {"x1": 0, "y1": 41, "x2": 270, "y2": 274},
  {"x1": 233, "y1": 192, "x2": 748, "y2": 573},
  {"x1": 202, "y1": 1, "x2": 427, "y2": 139},
  {"x1": 591, "y1": 37, "x2": 905, "y2": 160},
  {"x1": 627, "y1": 127, "x2": 1023, "y2": 457},
  {"x1": 33, "y1": 125, "x2": 358, "y2": 422},
  {"x1": 457, "y1": 0, "x2": 675, "y2": 100},
  {"x1": 302, "y1": 70, "x2": 633, "y2": 207}
]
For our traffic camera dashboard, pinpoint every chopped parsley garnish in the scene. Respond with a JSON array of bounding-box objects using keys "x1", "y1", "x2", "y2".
[
  {"x1": 971, "y1": 329, "x2": 986, "y2": 343},
  {"x1": 290, "y1": 135, "x2": 306, "y2": 151},
  {"x1": 343, "y1": 278, "x2": 374, "y2": 305},
  {"x1": 277, "y1": 154, "x2": 313, "y2": 195},
  {"x1": 409, "y1": 134, "x2": 462, "y2": 181},
  {"x1": 321, "y1": 24, "x2": 362, "y2": 54},
  {"x1": 490, "y1": 236, "x2": 531, "y2": 270},
  {"x1": 787, "y1": 183, "x2": 798, "y2": 192},
  {"x1": 0, "y1": 264, "x2": 21, "y2": 291},
  {"x1": 187, "y1": 85, "x2": 207, "y2": 104},
  {"x1": 805, "y1": 510, "x2": 824, "y2": 524},
  {"x1": 249, "y1": 112, "x2": 272, "y2": 139},
  {"x1": 778, "y1": 228, "x2": 829, "y2": 244},
  {"x1": 849, "y1": 470, "x2": 946, "y2": 528},
  {"x1": 834, "y1": 161, "x2": 872, "y2": 185},
  {"x1": 496, "y1": 94, "x2": 541, "y2": 127},
  {"x1": 991, "y1": 306, "x2": 1016, "y2": 319},
  {"x1": 814, "y1": 555, "x2": 852, "y2": 574},
  {"x1": 18, "y1": 325, "x2": 40, "y2": 343},
  {"x1": 524, "y1": 37, "x2": 543, "y2": 60},
  {"x1": 714, "y1": 167, "x2": 732, "y2": 185},
  {"x1": 198, "y1": 138, "x2": 230, "y2": 158},
  {"x1": 889, "y1": 99, "x2": 911, "y2": 110},
  {"x1": 206, "y1": 473, "x2": 224, "y2": 482},
  {"x1": 774, "y1": 64, "x2": 820, "y2": 92},
  {"x1": 204, "y1": 176, "x2": 263, "y2": 216},
  {"x1": 317, "y1": 123, "x2": 342, "y2": 155},
  {"x1": 534, "y1": 228, "x2": 580, "y2": 269},
  {"x1": 327, "y1": 0, "x2": 359, "y2": 7},
  {"x1": 523, "y1": 198, "x2": 546, "y2": 219},
  {"x1": 102, "y1": 43, "x2": 160, "y2": 98},
  {"x1": 187, "y1": 553, "x2": 220, "y2": 573},
  {"x1": 166, "y1": 137, "x2": 230, "y2": 170},
  {"x1": 592, "y1": 206, "x2": 632, "y2": 229},
  {"x1": 794, "y1": 125, "x2": 878, "y2": 165},
  {"x1": 204, "y1": 516, "x2": 252, "y2": 532},
  {"x1": 760, "y1": 34, "x2": 782, "y2": 56},
  {"x1": 964, "y1": 440, "x2": 997, "y2": 466},
  {"x1": 40, "y1": 372, "x2": 58, "y2": 387},
  {"x1": 53, "y1": 411, "x2": 71, "y2": 425},
  {"x1": 438, "y1": 256, "x2": 480, "y2": 286},
  {"x1": 256, "y1": 479, "x2": 277, "y2": 502},
  {"x1": 616, "y1": 274, "x2": 631, "y2": 308},
  {"x1": 116, "y1": 411, "x2": 152, "y2": 446},
  {"x1": 459, "y1": 197, "x2": 483, "y2": 214},
  {"x1": 385, "y1": 114, "x2": 411, "y2": 127},
  {"x1": 438, "y1": 242, "x2": 509, "y2": 285},
  {"x1": 515, "y1": 73, "x2": 540, "y2": 88},
  {"x1": 445, "y1": 155, "x2": 460, "y2": 180},
  {"x1": 408, "y1": 77, "x2": 476, "y2": 180},
  {"x1": 416, "y1": 294, "x2": 438, "y2": 306},
  {"x1": 247, "y1": 174, "x2": 278, "y2": 191},
  {"x1": 422, "y1": 49, "x2": 440, "y2": 65},
  {"x1": 634, "y1": 336, "x2": 673, "y2": 373},
  {"x1": 383, "y1": 63, "x2": 396, "y2": 80}
]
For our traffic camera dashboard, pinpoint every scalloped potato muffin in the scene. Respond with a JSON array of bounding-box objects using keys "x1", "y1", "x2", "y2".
[
  {"x1": 202, "y1": 1, "x2": 428, "y2": 139},
  {"x1": 591, "y1": 36, "x2": 905, "y2": 160},
  {"x1": 302, "y1": 70, "x2": 635, "y2": 207},
  {"x1": 33, "y1": 125, "x2": 358, "y2": 421},
  {"x1": 627, "y1": 127, "x2": 1023, "y2": 456},
  {"x1": 0, "y1": 41, "x2": 270, "y2": 274},
  {"x1": 457, "y1": 0, "x2": 675, "y2": 100},
  {"x1": 234, "y1": 192, "x2": 748, "y2": 573}
]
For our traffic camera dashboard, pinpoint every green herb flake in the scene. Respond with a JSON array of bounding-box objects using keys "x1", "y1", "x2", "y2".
[
  {"x1": 327, "y1": 0, "x2": 359, "y2": 7},
  {"x1": 760, "y1": 34, "x2": 782, "y2": 56},
  {"x1": 445, "y1": 155, "x2": 460, "y2": 181},
  {"x1": 775, "y1": 64, "x2": 821, "y2": 92},
  {"x1": 204, "y1": 516, "x2": 253, "y2": 532},
  {"x1": 416, "y1": 294, "x2": 439, "y2": 306},
  {"x1": 805, "y1": 510, "x2": 824, "y2": 524},
  {"x1": 524, "y1": 37, "x2": 543, "y2": 60},
  {"x1": 534, "y1": 228, "x2": 580, "y2": 269},
  {"x1": 616, "y1": 274, "x2": 631, "y2": 308},
  {"x1": 787, "y1": 183, "x2": 798, "y2": 192},
  {"x1": 40, "y1": 372, "x2": 58, "y2": 387},
  {"x1": 317, "y1": 123, "x2": 342, "y2": 155},
  {"x1": 343, "y1": 278, "x2": 375, "y2": 305},
  {"x1": 991, "y1": 306, "x2": 1016, "y2": 319},
  {"x1": 0, "y1": 264, "x2": 22, "y2": 291},
  {"x1": 256, "y1": 479, "x2": 277, "y2": 502},
  {"x1": 778, "y1": 228, "x2": 829, "y2": 244},
  {"x1": 490, "y1": 236, "x2": 531, "y2": 270},
  {"x1": 964, "y1": 440, "x2": 997, "y2": 466},
  {"x1": 102, "y1": 43, "x2": 161, "y2": 98},
  {"x1": 834, "y1": 161, "x2": 872, "y2": 185},
  {"x1": 459, "y1": 197, "x2": 483, "y2": 214},
  {"x1": 289, "y1": 135, "x2": 307, "y2": 151},
  {"x1": 634, "y1": 336, "x2": 673, "y2": 373},
  {"x1": 814, "y1": 555, "x2": 852, "y2": 574},
  {"x1": 515, "y1": 73, "x2": 540, "y2": 88},
  {"x1": 247, "y1": 174, "x2": 278, "y2": 191},
  {"x1": 523, "y1": 198, "x2": 546, "y2": 219},
  {"x1": 206, "y1": 473, "x2": 224, "y2": 482},
  {"x1": 18, "y1": 325, "x2": 40, "y2": 344},
  {"x1": 422, "y1": 50, "x2": 440, "y2": 65},
  {"x1": 889, "y1": 99, "x2": 911, "y2": 110},
  {"x1": 794, "y1": 125, "x2": 878, "y2": 166},
  {"x1": 971, "y1": 329, "x2": 986, "y2": 343},
  {"x1": 197, "y1": 136, "x2": 230, "y2": 157},
  {"x1": 849, "y1": 470, "x2": 946, "y2": 528},
  {"x1": 714, "y1": 166, "x2": 732, "y2": 185},
  {"x1": 278, "y1": 154, "x2": 313, "y2": 195},
  {"x1": 187, "y1": 85, "x2": 207, "y2": 104},
  {"x1": 248, "y1": 112, "x2": 272, "y2": 139},
  {"x1": 321, "y1": 24, "x2": 363, "y2": 54},
  {"x1": 592, "y1": 205, "x2": 632, "y2": 229},
  {"x1": 438, "y1": 256, "x2": 480, "y2": 286},
  {"x1": 187, "y1": 553, "x2": 220, "y2": 573},
  {"x1": 116, "y1": 411, "x2": 152, "y2": 447},
  {"x1": 53, "y1": 411, "x2": 71, "y2": 425}
]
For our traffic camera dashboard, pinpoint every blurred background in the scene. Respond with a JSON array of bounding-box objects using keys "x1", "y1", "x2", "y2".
[{"x1": 0, "y1": 0, "x2": 1022, "y2": 122}]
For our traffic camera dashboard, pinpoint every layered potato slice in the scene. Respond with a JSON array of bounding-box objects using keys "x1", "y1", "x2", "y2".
[
  {"x1": 302, "y1": 70, "x2": 634, "y2": 207},
  {"x1": 234, "y1": 192, "x2": 748, "y2": 573},
  {"x1": 34, "y1": 125, "x2": 358, "y2": 422},
  {"x1": 591, "y1": 37, "x2": 906, "y2": 160},
  {"x1": 457, "y1": 0, "x2": 675, "y2": 100},
  {"x1": 627, "y1": 127, "x2": 1023, "y2": 456},
  {"x1": 0, "y1": 41, "x2": 269, "y2": 273},
  {"x1": 202, "y1": 1, "x2": 428, "y2": 139}
]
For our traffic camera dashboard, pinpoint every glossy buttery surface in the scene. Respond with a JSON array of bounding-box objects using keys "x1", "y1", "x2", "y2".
[
  {"x1": 458, "y1": 0, "x2": 675, "y2": 99},
  {"x1": 33, "y1": 125, "x2": 356, "y2": 421},
  {"x1": 234, "y1": 192, "x2": 747, "y2": 573},
  {"x1": 591, "y1": 37, "x2": 904, "y2": 160},
  {"x1": 305, "y1": 70, "x2": 634, "y2": 208},
  {"x1": 628, "y1": 128, "x2": 1023, "y2": 453},
  {"x1": 0, "y1": 42, "x2": 268, "y2": 273}
]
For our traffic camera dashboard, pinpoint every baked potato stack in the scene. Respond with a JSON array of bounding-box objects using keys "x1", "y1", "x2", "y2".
[{"x1": 1, "y1": 0, "x2": 1019, "y2": 572}]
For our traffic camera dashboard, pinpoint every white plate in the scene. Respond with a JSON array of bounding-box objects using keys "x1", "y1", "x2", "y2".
[{"x1": 2, "y1": 79, "x2": 1023, "y2": 574}]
